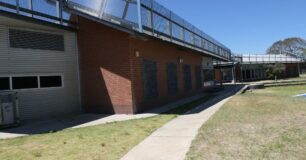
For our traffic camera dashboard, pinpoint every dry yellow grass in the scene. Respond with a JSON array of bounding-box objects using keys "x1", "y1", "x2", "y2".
[{"x1": 187, "y1": 82, "x2": 306, "y2": 160}]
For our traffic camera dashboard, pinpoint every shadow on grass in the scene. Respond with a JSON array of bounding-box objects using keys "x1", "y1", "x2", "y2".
[
  {"x1": 0, "y1": 85, "x2": 244, "y2": 136},
  {"x1": 164, "y1": 84, "x2": 244, "y2": 115},
  {"x1": 0, "y1": 114, "x2": 113, "y2": 135}
]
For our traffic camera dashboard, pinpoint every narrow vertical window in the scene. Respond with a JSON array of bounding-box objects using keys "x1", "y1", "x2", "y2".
[
  {"x1": 195, "y1": 66, "x2": 202, "y2": 89},
  {"x1": 167, "y1": 63, "x2": 178, "y2": 95},
  {"x1": 142, "y1": 59, "x2": 158, "y2": 99},
  {"x1": 183, "y1": 64, "x2": 192, "y2": 91}
]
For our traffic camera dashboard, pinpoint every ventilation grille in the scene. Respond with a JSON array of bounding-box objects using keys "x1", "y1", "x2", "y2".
[{"x1": 9, "y1": 29, "x2": 64, "y2": 51}]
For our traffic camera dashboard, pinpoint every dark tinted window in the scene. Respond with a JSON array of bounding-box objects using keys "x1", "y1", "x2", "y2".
[
  {"x1": 12, "y1": 77, "x2": 38, "y2": 89},
  {"x1": 0, "y1": 77, "x2": 10, "y2": 90},
  {"x1": 195, "y1": 66, "x2": 202, "y2": 89},
  {"x1": 167, "y1": 63, "x2": 178, "y2": 95},
  {"x1": 203, "y1": 69, "x2": 214, "y2": 81},
  {"x1": 246, "y1": 70, "x2": 251, "y2": 79},
  {"x1": 183, "y1": 65, "x2": 192, "y2": 91},
  {"x1": 40, "y1": 76, "x2": 62, "y2": 88},
  {"x1": 142, "y1": 59, "x2": 158, "y2": 99}
]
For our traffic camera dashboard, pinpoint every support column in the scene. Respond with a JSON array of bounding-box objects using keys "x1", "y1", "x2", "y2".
[
  {"x1": 232, "y1": 64, "x2": 236, "y2": 84},
  {"x1": 28, "y1": 0, "x2": 33, "y2": 17},
  {"x1": 241, "y1": 65, "x2": 244, "y2": 82},
  {"x1": 137, "y1": 0, "x2": 143, "y2": 33},
  {"x1": 298, "y1": 62, "x2": 301, "y2": 76}
]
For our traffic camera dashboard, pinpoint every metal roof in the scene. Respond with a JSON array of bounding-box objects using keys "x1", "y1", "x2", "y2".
[
  {"x1": 0, "y1": 0, "x2": 232, "y2": 61},
  {"x1": 239, "y1": 54, "x2": 303, "y2": 64},
  {"x1": 64, "y1": 0, "x2": 232, "y2": 61}
]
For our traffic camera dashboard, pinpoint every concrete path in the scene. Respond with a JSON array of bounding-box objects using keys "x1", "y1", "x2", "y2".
[
  {"x1": 121, "y1": 86, "x2": 242, "y2": 160},
  {"x1": 0, "y1": 90, "x2": 215, "y2": 139}
]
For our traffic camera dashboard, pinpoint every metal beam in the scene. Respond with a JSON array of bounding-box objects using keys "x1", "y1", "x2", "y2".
[{"x1": 137, "y1": 0, "x2": 143, "y2": 32}]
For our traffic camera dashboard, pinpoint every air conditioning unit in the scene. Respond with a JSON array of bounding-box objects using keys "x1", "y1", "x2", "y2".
[{"x1": 0, "y1": 92, "x2": 20, "y2": 128}]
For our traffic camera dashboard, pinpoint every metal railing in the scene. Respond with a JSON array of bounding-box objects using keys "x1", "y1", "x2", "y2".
[
  {"x1": 64, "y1": 0, "x2": 232, "y2": 61},
  {"x1": 0, "y1": 0, "x2": 232, "y2": 61},
  {"x1": 233, "y1": 54, "x2": 304, "y2": 64},
  {"x1": 0, "y1": 0, "x2": 76, "y2": 28}
]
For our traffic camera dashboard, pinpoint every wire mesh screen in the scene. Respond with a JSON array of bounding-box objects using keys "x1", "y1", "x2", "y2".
[
  {"x1": 167, "y1": 63, "x2": 178, "y2": 95},
  {"x1": 9, "y1": 29, "x2": 64, "y2": 51},
  {"x1": 142, "y1": 59, "x2": 158, "y2": 100}
]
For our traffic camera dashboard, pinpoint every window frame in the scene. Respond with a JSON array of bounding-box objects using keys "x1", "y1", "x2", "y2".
[
  {"x1": 0, "y1": 74, "x2": 64, "y2": 91},
  {"x1": 8, "y1": 27, "x2": 65, "y2": 52},
  {"x1": 153, "y1": 12, "x2": 170, "y2": 35},
  {"x1": 39, "y1": 75, "x2": 64, "y2": 89},
  {"x1": 0, "y1": 76, "x2": 11, "y2": 91},
  {"x1": 12, "y1": 75, "x2": 39, "y2": 90}
]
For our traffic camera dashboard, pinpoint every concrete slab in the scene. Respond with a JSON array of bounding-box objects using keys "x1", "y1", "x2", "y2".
[
  {"x1": 125, "y1": 137, "x2": 191, "y2": 160},
  {"x1": 121, "y1": 86, "x2": 242, "y2": 160}
]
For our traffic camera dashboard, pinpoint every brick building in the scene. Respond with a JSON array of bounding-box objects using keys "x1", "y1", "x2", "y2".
[
  {"x1": 214, "y1": 54, "x2": 303, "y2": 83},
  {"x1": 0, "y1": 0, "x2": 231, "y2": 119}
]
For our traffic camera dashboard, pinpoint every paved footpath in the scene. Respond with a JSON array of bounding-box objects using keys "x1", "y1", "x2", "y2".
[{"x1": 121, "y1": 86, "x2": 242, "y2": 160}]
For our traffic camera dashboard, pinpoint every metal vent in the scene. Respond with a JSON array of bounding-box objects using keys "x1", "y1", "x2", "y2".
[{"x1": 9, "y1": 29, "x2": 64, "y2": 51}]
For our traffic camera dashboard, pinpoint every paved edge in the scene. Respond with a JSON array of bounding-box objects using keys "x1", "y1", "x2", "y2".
[{"x1": 121, "y1": 85, "x2": 244, "y2": 160}]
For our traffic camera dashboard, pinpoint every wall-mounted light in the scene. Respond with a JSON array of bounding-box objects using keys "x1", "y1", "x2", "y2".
[
  {"x1": 178, "y1": 56, "x2": 184, "y2": 63},
  {"x1": 135, "y1": 51, "x2": 140, "y2": 57}
]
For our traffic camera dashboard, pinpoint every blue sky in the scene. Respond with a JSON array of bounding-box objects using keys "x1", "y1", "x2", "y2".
[{"x1": 157, "y1": 0, "x2": 306, "y2": 54}]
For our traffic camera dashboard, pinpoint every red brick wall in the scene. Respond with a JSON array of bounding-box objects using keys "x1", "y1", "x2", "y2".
[
  {"x1": 235, "y1": 65, "x2": 242, "y2": 81},
  {"x1": 285, "y1": 63, "x2": 299, "y2": 78},
  {"x1": 77, "y1": 17, "x2": 206, "y2": 114},
  {"x1": 129, "y1": 38, "x2": 203, "y2": 112},
  {"x1": 215, "y1": 69, "x2": 222, "y2": 82},
  {"x1": 77, "y1": 17, "x2": 133, "y2": 114}
]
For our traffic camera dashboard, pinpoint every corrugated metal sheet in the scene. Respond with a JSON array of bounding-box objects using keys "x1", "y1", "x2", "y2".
[
  {"x1": 0, "y1": 25, "x2": 9, "y2": 73},
  {"x1": 0, "y1": 23, "x2": 81, "y2": 120}
]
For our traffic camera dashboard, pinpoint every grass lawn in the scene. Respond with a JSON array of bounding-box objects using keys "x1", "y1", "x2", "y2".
[
  {"x1": 0, "y1": 95, "x2": 212, "y2": 160},
  {"x1": 186, "y1": 80, "x2": 306, "y2": 159}
]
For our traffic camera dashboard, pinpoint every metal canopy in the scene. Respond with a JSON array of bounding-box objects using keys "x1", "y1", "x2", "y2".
[
  {"x1": 240, "y1": 54, "x2": 303, "y2": 64},
  {"x1": 0, "y1": 0, "x2": 232, "y2": 61},
  {"x1": 64, "y1": 0, "x2": 232, "y2": 61}
]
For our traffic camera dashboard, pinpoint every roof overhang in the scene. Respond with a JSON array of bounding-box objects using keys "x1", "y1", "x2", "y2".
[{"x1": 68, "y1": 8, "x2": 230, "y2": 61}]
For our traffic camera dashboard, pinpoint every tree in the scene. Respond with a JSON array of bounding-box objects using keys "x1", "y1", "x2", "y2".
[
  {"x1": 266, "y1": 38, "x2": 306, "y2": 59},
  {"x1": 264, "y1": 63, "x2": 286, "y2": 80}
]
